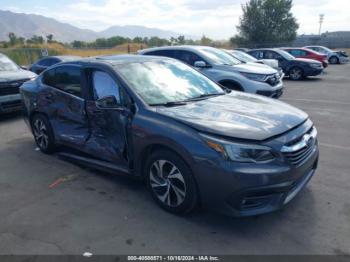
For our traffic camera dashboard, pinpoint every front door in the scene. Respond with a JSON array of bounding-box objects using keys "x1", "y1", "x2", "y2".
[{"x1": 84, "y1": 69, "x2": 130, "y2": 166}]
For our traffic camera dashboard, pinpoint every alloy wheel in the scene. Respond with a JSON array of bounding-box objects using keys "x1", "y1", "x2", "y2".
[
  {"x1": 290, "y1": 68, "x2": 302, "y2": 80},
  {"x1": 149, "y1": 160, "x2": 187, "y2": 207},
  {"x1": 33, "y1": 118, "x2": 49, "y2": 150}
]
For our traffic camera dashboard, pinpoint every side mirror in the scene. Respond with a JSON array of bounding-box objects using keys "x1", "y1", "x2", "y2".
[
  {"x1": 194, "y1": 61, "x2": 208, "y2": 68},
  {"x1": 96, "y1": 95, "x2": 119, "y2": 109}
]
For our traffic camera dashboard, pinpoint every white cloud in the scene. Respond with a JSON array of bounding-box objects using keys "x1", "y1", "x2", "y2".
[{"x1": 3, "y1": 0, "x2": 350, "y2": 39}]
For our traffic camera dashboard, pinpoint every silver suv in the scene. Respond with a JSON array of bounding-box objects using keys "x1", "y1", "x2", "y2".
[{"x1": 139, "y1": 46, "x2": 284, "y2": 98}]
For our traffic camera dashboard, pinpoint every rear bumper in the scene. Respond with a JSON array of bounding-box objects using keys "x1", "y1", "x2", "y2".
[{"x1": 0, "y1": 94, "x2": 22, "y2": 114}]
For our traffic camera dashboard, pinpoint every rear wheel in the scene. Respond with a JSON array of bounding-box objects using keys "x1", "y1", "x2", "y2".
[
  {"x1": 329, "y1": 56, "x2": 339, "y2": 64},
  {"x1": 31, "y1": 114, "x2": 56, "y2": 154},
  {"x1": 145, "y1": 150, "x2": 198, "y2": 214},
  {"x1": 289, "y1": 67, "x2": 304, "y2": 80}
]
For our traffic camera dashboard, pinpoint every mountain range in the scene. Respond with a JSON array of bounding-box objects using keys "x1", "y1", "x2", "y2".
[{"x1": 0, "y1": 10, "x2": 185, "y2": 43}]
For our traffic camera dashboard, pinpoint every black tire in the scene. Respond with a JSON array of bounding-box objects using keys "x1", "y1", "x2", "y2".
[
  {"x1": 31, "y1": 114, "x2": 56, "y2": 154},
  {"x1": 145, "y1": 149, "x2": 198, "y2": 214},
  {"x1": 329, "y1": 56, "x2": 339, "y2": 65},
  {"x1": 289, "y1": 67, "x2": 304, "y2": 80}
]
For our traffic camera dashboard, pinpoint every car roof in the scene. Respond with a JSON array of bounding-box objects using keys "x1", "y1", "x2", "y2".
[
  {"x1": 42, "y1": 55, "x2": 82, "y2": 61},
  {"x1": 139, "y1": 45, "x2": 215, "y2": 53},
  {"x1": 57, "y1": 54, "x2": 173, "y2": 67}
]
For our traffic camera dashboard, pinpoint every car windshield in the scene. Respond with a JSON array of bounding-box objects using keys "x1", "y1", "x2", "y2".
[
  {"x1": 116, "y1": 60, "x2": 225, "y2": 105},
  {"x1": 0, "y1": 54, "x2": 19, "y2": 71},
  {"x1": 198, "y1": 48, "x2": 241, "y2": 65},
  {"x1": 232, "y1": 51, "x2": 257, "y2": 62},
  {"x1": 276, "y1": 50, "x2": 295, "y2": 60}
]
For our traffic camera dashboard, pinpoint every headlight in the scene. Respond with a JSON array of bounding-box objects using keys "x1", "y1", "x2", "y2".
[
  {"x1": 240, "y1": 72, "x2": 267, "y2": 82},
  {"x1": 200, "y1": 133, "x2": 275, "y2": 163},
  {"x1": 310, "y1": 63, "x2": 321, "y2": 68}
]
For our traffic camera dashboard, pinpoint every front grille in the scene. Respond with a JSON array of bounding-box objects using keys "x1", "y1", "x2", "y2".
[
  {"x1": 282, "y1": 127, "x2": 317, "y2": 166},
  {"x1": 257, "y1": 88, "x2": 283, "y2": 98},
  {"x1": 0, "y1": 79, "x2": 29, "y2": 96},
  {"x1": 265, "y1": 73, "x2": 280, "y2": 86}
]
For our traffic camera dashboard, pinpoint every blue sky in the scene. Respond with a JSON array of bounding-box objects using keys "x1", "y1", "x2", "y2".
[{"x1": 1, "y1": 0, "x2": 349, "y2": 39}]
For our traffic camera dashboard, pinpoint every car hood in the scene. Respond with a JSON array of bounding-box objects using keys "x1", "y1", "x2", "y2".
[
  {"x1": 156, "y1": 92, "x2": 308, "y2": 141},
  {"x1": 0, "y1": 69, "x2": 37, "y2": 83},
  {"x1": 217, "y1": 63, "x2": 277, "y2": 75},
  {"x1": 294, "y1": 58, "x2": 321, "y2": 64}
]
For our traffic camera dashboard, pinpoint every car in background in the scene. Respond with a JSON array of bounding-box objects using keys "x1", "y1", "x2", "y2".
[
  {"x1": 304, "y1": 46, "x2": 349, "y2": 64},
  {"x1": 282, "y1": 47, "x2": 328, "y2": 68},
  {"x1": 20, "y1": 55, "x2": 319, "y2": 217},
  {"x1": 139, "y1": 46, "x2": 284, "y2": 98},
  {"x1": 0, "y1": 53, "x2": 37, "y2": 114},
  {"x1": 248, "y1": 49, "x2": 323, "y2": 80},
  {"x1": 226, "y1": 50, "x2": 282, "y2": 75},
  {"x1": 30, "y1": 55, "x2": 81, "y2": 74}
]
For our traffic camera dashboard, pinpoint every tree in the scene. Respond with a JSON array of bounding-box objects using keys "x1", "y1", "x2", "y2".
[
  {"x1": 46, "y1": 34, "x2": 54, "y2": 43},
  {"x1": 200, "y1": 35, "x2": 213, "y2": 46},
  {"x1": 236, "y1": 0, "x2": 299, "y2": 46},
  {"x1": 8, "y1": 32, "x2": 17, "y2": 46}
]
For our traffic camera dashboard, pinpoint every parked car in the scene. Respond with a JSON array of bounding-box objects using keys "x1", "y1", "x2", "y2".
[
  {"x1": 282, "y1": 47, "x2": 328, "y2": 68},
  {"x1": 21, "y1": 55, "x2": 319, "y2": 217},
  {"x1": 30, "y1": 55, "x2": 81, "y2": 74},
  {"x1": 304, "y1": 46, "x2": 349, "y2": 64},
  {"x1": 0, "y1": 53, "x2": 37, "y2": 114},
  {"x1": 248, "y1": 49, "x2": 323, "y2": 80},
  {"x1": 226, "y1": 50, "x2": 283, "y2": 75},
  {"x1": 138, "y1": 46, "x2": 284, "y2": 98}
]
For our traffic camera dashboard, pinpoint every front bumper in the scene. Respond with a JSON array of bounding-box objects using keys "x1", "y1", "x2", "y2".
[
  {"x1": 305, "y1": 67, "x2": 323, "y2": 77},
  {"x1": 254, "y1": 80, "x2": 284, "y2": 99},
  {"x1": 339, "y1": 56, "x2": 349, "y2": 64},
  {"x1": 193, "y1": 121, "x2": 319, "y2": 217},
  {"x1": 0, "y1": 94, "x2": 22, "y2": 114}
]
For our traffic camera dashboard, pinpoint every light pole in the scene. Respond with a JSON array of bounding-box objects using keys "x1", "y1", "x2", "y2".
[{"x1": 319, "y1": 14, "x2": 324, "y2": 35}]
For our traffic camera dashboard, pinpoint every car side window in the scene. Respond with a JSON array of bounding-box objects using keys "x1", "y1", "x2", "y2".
[
  {"x1": 144, "y1": 50, "x2": 175, "y2": 58},
  {"x1": 250, "y1": 51, "x2": 263, "y2": 59},
  {"x1": 42, "y1": 68, "x2": 56, "y2": 86},
  {"x1": 174, "y1": 51, "x2": 204, "y2": 66},
  {"x1": 55, "y1": 66, "x2": 82, "y2": 97},
  {"x1": 92, "y1": 71, "x2": 120, "y2": 103},
  {"x1": 38, "y1": 58, "x2": 59, "y2": 67}
]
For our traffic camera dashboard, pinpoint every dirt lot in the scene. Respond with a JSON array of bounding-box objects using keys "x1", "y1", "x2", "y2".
[{"x1": 0, "y1": 64, "x2": 349, "y2": 255}]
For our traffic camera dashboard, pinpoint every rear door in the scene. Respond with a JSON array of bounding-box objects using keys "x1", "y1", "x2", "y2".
[
  {"x1": 41, "y1": 65, "x2": 89, "y2": 148},
  {"x1": 84, "y1": 68, "x2": 131, "y2": 166}
]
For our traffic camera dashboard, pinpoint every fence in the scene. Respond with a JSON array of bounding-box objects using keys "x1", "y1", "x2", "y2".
[{"x1": 0, "y1": 44, "x2": 145, "y2": 66}]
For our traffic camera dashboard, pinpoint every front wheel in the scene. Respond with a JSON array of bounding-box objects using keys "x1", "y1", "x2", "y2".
[
  {"x1": 31, "y1": 114, "x2": 56, "y2": 154},
  {"x1": 145, "y1": 150, "x2": 198, "y2": 214},
  {"x1": 289, "y1": 67, "x2": 304, "y2": 80},
  {"x1": 329, "y1": 56, "x2": 339, "y2": 64}
]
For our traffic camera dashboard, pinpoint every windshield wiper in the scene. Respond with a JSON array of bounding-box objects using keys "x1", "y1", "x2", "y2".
[
  {"x1": 186, "y1": 93, "x2": 225, "y2": 101},
  {"x1": 149, "y1": 101, "x2": 188, "y2": 107}
]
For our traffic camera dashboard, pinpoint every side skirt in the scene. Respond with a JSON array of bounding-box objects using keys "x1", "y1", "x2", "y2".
[{"x1": 57, "y1": 152, "x2": 132, "y2": 176}]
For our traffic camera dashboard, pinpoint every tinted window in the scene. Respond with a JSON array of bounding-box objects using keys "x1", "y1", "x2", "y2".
[
  {"x1": 249, "y1": 51, "x2": 263, "y2": 59},
  {"x1": 42, "y1": 68, "x2": 56, "y2": 86},
  {"x1": 289, "y1": 50, "x2": 307, "y2": 57},
  {"x1": 38, "y1": 58, "x2": 59, "y2": 67},
  {"x1": 92, "y1": 71, "x2": 120, "y2": 102},
  {"x1": 55, "y1": 66, "x2": 82, "y2": 97},
  {"x1": 144, "y1": 50, "x2": 175, "y2": 58},
  {"x1": 264, "y1": 51, "x2": 281, "y2": 59},
  {"x1": 174, "y1": 50, "x2": 204, "y2": 66}
]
